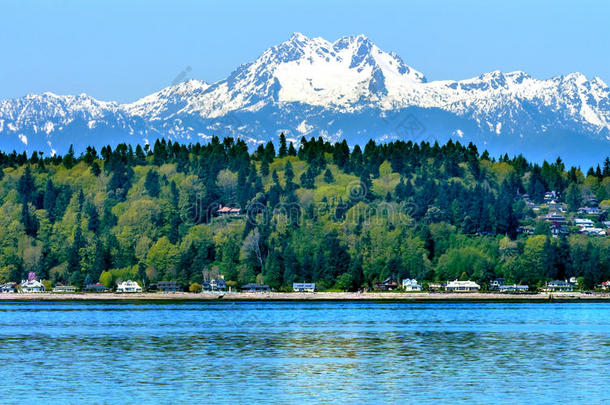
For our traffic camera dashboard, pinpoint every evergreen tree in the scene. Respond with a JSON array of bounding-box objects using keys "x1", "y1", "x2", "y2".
[
  {"x1": 144, "y1": 170, "x2": 161, "y2": 197},
  {"x1": 278, "y1": 133, "x2": 288, "y2": 158}
]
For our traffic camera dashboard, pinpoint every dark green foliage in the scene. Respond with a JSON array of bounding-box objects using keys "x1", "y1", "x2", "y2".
[
  {"x1": 144, "y1": 170, "x2": 161, "y2": 197},
  {"x1": 4, "y1": 136, "x2": 610, "y2": 291}
]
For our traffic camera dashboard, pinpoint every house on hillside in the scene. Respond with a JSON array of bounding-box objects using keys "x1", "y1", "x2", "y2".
[
  {"x1": 217, "y1": 205, "x2": 242, "y2": 216},
  {"x1": 446, "y1": 280, "x2": 480, "y2": 292},
  {"x1": 544, "y1": 191, "x2": 558, "y2": 203},
  {"x1": 578, "y1": 207, "x2": 602, "y2": 215},
  {"x1": 116, "y1": 280, "x2": 142, "y2": 293},
  {"x1": 20, "y1": 279, "x2": 45, "y2": 293}
]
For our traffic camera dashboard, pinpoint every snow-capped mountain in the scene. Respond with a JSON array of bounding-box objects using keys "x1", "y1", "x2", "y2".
[{"x1": 1, "y1": 33, "x2": 610, "y2": 166}]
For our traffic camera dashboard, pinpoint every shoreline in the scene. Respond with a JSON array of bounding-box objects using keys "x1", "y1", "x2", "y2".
[{"x1": 1, "y1": 291, "x2": 609, "y2": 301}]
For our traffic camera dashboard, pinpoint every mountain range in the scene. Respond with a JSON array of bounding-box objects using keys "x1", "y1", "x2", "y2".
[{"x1": 1, "y1": 32, "x2": 610, "y2": 166}]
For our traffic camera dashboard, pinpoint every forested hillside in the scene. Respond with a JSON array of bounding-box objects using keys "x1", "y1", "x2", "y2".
[{"x1": 2, "y1": 134, "x2": 610, "y2": 291}]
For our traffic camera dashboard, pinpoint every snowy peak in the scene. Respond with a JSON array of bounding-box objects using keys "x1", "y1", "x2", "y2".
[{"x1": 125, "y1": 79, "x2": 210, "y2": 119}]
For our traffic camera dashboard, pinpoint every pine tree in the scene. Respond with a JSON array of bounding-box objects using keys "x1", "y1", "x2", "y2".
[
  {"x1": 278, "y1": 133, "x2": 287, "y2": 157},
  {"x1": 144, "y1": 170, "x2": 161, "y2": 197}
]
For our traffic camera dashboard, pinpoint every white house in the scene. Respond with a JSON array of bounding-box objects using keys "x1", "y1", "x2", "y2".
[
  {"x1": 499, "y1": 284, "x2": 529, "y2": 293},
  {"x1": 445, "y1": 280, "x2": 480, "y2": 292},
  {"x1": 293, "y1": 282, "x2": 315, "y2": 292},
  {"x1": 116, "y1": 280, "x2": 142, "y2": 293},
  {"x1": 401, "y1": 279, "x2": 422, "y2": 291},
  {"x1": 20, "y1": 279, "x2": 45, "y2": 293},
  {"x1": 53, "y1": 285, "x2": 77, "y2": 293}
]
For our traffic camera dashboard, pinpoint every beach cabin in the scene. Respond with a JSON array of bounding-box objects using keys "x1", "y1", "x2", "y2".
[
  {"x1": 210, "y1": 277, "x2": 227, "y2": 292},
  {"x1": 401, "y1": 279, "x2": 422, "y2": 291},
  {"x1": 499, "y1": 284, "x2": 529, "y2": 293},
  {"x1": 489, "y1": 278, "x2": 505, "y2": 291},
  {"x1": 445, "y1": 280, "x2": 480, "y2": 292},
  {"x1": 156, "y1": 281, "x2": 182, "y2": 292},
  {"x1": 0, "y1": 283, "x2": 17, "y2": 293},
  {"x1": 53, "y1": 285, "x2": 77, "y2": 293},
  {"x1": 240, "y1": 283, "x2": 270, "y2": 292},
  {"x1": 542, "y1": 280, "x2": 574, "y2": 292},
  {"x1": 428, "y1": 283, "x2": 443, "y2": 292},
  {"x1": 293, "y1": 282, "x2": 316, "y2": 292},
  {"x1": 20, "y1": 279, "x2": 45, "y2": 293},
  {"x1": 116, "y1": 280, "x2": 143, "y2": 293},
  {"x1": 84, "y1": 283, "x2": 110, "y2": 293},
  {"x1": 374, "y1": 277, "x2": 398, "y2": 291}
]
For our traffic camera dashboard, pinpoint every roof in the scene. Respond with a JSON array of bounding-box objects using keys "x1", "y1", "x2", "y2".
[
  {"x1": 21, "y1": 279, "x2": 44, "y2": 288},
  {"x1": 117, "y1": 280, "x2": 141, "y2": 287},
  {"x1": 241, "y1": 283, "x2": 270, "y2": 289},
  {"x1": 446, "y1": 280, "x2": 480, "y2": 288}
]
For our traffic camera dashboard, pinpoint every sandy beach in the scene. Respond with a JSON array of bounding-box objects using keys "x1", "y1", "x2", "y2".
[{"x1": 1, "y1": 291, "x2": 609, "y2": 301}]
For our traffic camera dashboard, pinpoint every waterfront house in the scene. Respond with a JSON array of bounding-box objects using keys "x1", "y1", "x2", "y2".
[
  {"x1": 156, "y1": 281, "x2": 182, "y2": 292},
  {"x1": 374, "y1": 277, "x2": 398, "y2": 291},
  {"x1": 240, "y1": 283, "x2": 270, "y2": 292},
  {"x1": 116, "y1": 280, "x2": 142, "y2": 293},
  {"x1": 401, "y1": 279, "x2": 422, "y2": 291},
  {"x1": 428, "y1": 283, "x2": 443, "y2": 292},
  {"x1": 202, "y1": 277, "x2": 227, "y2": 292},
  {"x1": 445, "y1": 280, "x2": 480, "y2": 292},
  {"x1": 293, "y1": 282, "x2": 316, "y2": 292},
  {"x1": 542, "y1": 280, "x2": 574, "y2": 292},
  {"x1": 20, "y1": 279, "x2": 45, "y2": 293},
  {"x1": 210, "y1": 277, "x2": 227, "y2": 292},
  {"x1": 53, "y1": 285, "x2": 77, "y2": 293},
  {"x1": 489, "y1": 278, "x2": 506, "y2": 291},
  {"x1": 499, "y1": 284, "x2": 529, "y2": 293},
  {"x1": 84, "y1": 283, "x2": 109, "y2": 293},
  {"x1": 0, "y1": 283, "x2": 17, "y2": 293},
  {"x1": 601, "y1": 281, "x2": 610, "y2": 290}
]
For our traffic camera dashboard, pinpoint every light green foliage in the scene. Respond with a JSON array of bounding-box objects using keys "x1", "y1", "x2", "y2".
[{"x1": 146, "y1": 237, "x2": 179, "y2": 280}]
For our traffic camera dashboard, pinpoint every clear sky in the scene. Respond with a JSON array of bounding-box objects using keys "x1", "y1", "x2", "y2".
[{"x1": 1, "y1": 0, "x2": 608, "y2": 103}]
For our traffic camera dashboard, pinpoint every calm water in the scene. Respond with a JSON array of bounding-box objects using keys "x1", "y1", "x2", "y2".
[{"x1": 1, "y1": 300, "x2": 610, "y2": 404}]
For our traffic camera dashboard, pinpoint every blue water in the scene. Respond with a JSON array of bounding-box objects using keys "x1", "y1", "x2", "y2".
[{"x1": 1, "y1": 300, "x2": 609, "y2": 404}]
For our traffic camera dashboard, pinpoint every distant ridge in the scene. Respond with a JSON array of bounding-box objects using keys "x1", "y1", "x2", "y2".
[{"x1": 1, "y1": 33, "x2": 609, "y2": 166}]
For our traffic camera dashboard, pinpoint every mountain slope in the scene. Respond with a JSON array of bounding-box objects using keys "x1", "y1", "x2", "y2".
[{"x1": 1, "y1": 33, "x2": 610, "y2": 166}]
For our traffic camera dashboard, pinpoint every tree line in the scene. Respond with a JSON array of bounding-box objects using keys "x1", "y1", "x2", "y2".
[{"x1": 1, "y1": 134, "x2": 610, "y2": 291}]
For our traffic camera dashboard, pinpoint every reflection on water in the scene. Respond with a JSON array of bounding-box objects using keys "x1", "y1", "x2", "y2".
[{"x1": 1, "y1": 301, "x2": 609, "y2": 404}]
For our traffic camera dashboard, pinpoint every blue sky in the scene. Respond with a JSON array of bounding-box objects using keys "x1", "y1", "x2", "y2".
[{"x1": 1, "y1": 0, "x2": 608, "y2": 103}]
